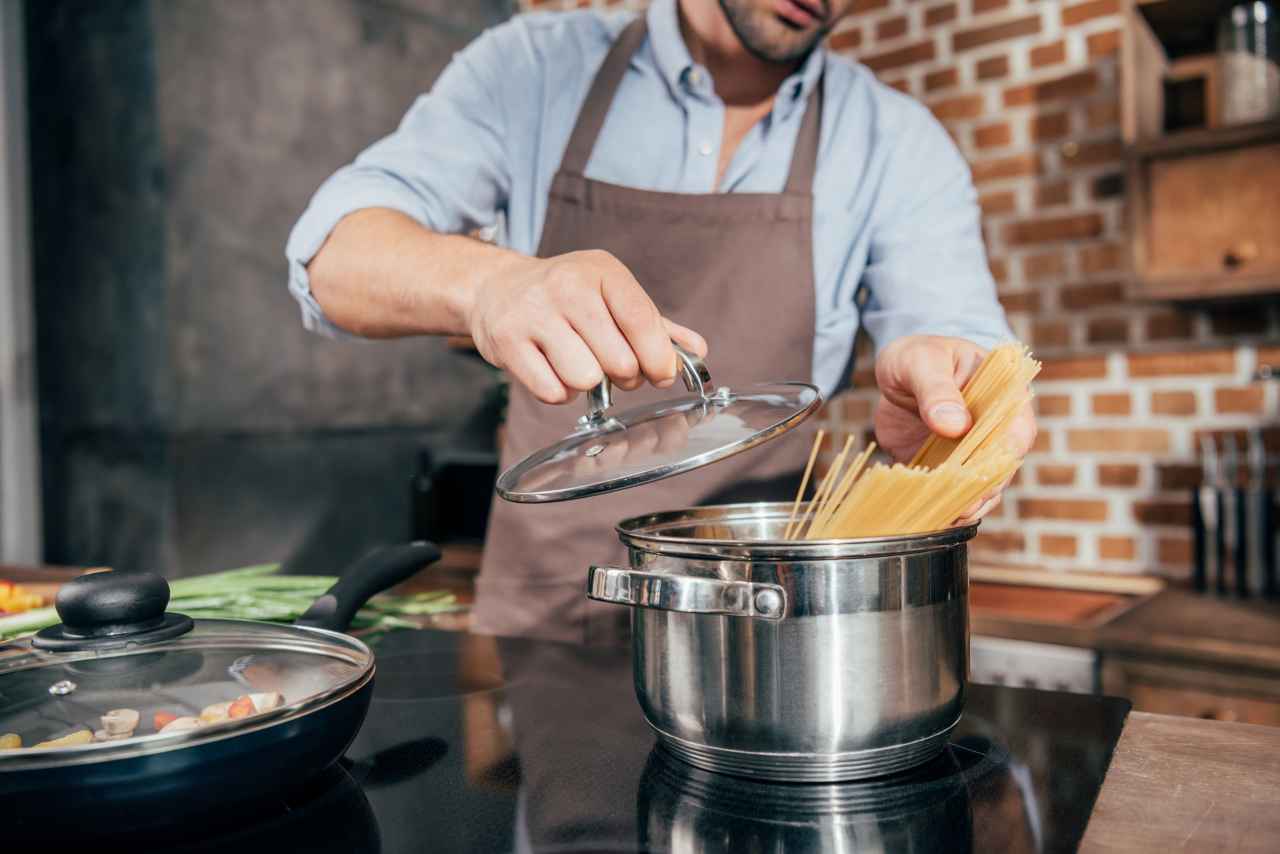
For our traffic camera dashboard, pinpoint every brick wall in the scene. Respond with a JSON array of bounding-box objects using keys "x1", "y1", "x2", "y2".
[{"x1": 521, "y1": 0, "x2": 1280, "y2": 581}]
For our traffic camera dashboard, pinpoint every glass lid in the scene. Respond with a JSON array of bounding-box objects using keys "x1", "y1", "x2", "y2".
[
  {"x1": 0, "y1": 573, "x2": 371, "y2": 766},
  {"x1": 496, "y1": 345, "x2": 821, "y2": 503}
]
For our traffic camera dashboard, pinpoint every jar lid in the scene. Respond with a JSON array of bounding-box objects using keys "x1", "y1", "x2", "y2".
[{"x1": 495, "y1": 346, "x2": 821, "y2": 503}]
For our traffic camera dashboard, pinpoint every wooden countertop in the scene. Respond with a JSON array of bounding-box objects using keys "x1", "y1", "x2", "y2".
[
  {"x1": 1081, "y1": 711, "x2": 1280, "y2": 852},
  {"x1": 1096, "y1": 589, "x2": 1280, "y2": 674}
]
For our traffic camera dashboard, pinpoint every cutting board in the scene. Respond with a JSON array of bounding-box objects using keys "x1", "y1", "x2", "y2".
[{"x1": 969, "y1": 562, "x2": 1164, "y2": 647}]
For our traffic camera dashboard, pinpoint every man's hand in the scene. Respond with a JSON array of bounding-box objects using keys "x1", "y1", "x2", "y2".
[
  {"x1": 873, "y1": 335, "x2": 1037, "y2": 523},
  {"x1": 467, "y1": 249, "x2": 707, "y2": 405}
]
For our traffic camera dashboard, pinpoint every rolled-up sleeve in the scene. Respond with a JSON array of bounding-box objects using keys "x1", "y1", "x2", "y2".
[
  {"x1": 858, "y1": 103, "x2": 1012, "y2": 355},
  {"x1": 285, "y1": 25, "x2": 515, "y2": 336}
]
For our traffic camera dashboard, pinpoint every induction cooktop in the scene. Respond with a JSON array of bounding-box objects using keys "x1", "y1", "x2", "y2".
[{"x1": 27, "y1": 628, "x2": 1129, "y2": 853}]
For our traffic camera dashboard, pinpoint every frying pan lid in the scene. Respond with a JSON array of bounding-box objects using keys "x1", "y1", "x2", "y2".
[
  {"x1": 0, "y1": 571, "x2": 371, "y2": 768},
  {"x1": 496, "y1": 345, "x2": 821, "y2": 503}
]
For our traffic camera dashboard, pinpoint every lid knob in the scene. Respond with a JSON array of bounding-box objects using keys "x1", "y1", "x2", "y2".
[{"x1": 32, "y1": 571, "x2": 194, "y2": 651}]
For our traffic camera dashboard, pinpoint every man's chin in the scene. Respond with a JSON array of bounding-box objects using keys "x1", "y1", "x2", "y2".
[
  {"x1": 719, "y1": 2, "x2": 828, "y2": 64},
  {"x1": 742, "y1": 24, "x2": 825, "y2": 63}
]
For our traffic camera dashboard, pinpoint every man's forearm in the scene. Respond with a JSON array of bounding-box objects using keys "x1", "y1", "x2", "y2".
[
  {"x1": 304, "y1": 207, "x2": 706, "y2": 405},
  {"x1": 305, "y1": 207, "x2": 528, "y2": 339}
]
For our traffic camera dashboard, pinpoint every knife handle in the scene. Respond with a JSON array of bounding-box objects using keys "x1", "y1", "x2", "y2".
[
  {"x1": 1191, "y1": 488, "x2": 1207, "y2": 592},
  {"x1": 1215, "y1": 490, "x2": 1228, "y2": 595},
  {"x1": 1235, "y1": 487, "x2": 1249, "y2": 598},
  {"x1": 1265, "y1": 490, "x2": 1277, "y2": 600}
]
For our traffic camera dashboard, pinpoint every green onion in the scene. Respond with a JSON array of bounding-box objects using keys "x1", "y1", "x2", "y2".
[
  {"x1": 1, "y1": 563, "x2": 462, "y2": 641},
  {"x1": 0, "y1": 606, "x2": 58, "y2": 640}
]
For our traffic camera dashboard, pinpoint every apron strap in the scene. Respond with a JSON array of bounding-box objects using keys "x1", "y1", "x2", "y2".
[
  {"x1": 783, "y1": 69, "x2": 824, "y2": 195},
  {"x1": 558, "y1": 18, "x2": 649, "y2": 176},
  {"x1": 559, "y1": 15, "x2": 824, "y2": 194}
]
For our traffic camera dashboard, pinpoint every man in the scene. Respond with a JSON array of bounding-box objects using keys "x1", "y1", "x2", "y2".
[{"x1": 286, "y1": 0, "x2": 1036, "y2": 639}]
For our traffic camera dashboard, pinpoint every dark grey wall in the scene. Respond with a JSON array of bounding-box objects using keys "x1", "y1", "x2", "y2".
[{"x1": 28, "y1": 0, "x2": 513, "y2": 576}]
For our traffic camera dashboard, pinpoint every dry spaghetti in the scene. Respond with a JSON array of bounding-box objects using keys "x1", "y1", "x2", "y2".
[{"x1": 787, "y1": 342, "x2": 1040, "y2": 540}]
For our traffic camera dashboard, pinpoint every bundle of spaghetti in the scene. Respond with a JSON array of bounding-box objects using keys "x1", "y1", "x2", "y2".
[
  {"x1": 784, "y1": 342, "x2": 1039, "y2": 540},
  {"x1": 911, "y1": 342, "x2": 1041, "y2": 469}
]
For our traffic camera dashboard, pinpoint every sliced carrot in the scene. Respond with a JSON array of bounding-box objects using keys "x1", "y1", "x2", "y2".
[{"x1": 228, "y1": 696, "x2": 254, "y2": 719}]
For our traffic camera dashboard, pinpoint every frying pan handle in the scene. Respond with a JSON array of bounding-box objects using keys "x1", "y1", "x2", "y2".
[
  {"x1": 296, "y1": 541, "x2": 442, "y2": 631},
  {"x1": 587, "y1": 566, "x2": 786, "y2": 620}
]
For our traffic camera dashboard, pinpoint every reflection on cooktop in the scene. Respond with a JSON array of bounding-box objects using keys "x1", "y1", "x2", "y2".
[
  {"x1": 639, "y1": 739, "x2": 998, "y2": 853},
  {"x1": 30, "y1": 629, "x2": 1127, "y2": 852},
  {"x1": 367, "y1": 630, "x2": 508, "y2": 701},
  {"x1": 345, "y1": 736, "x2": 450, "y2": 788},
  {"x1": 27, "y1": 764, "x2": 382, "y2": 851},
  {"x1": 369, "y1": 651, "x2": 506, "y2": 701}
]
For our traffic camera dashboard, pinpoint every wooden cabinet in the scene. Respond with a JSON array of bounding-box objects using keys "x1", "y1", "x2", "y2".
[
  {"x1": 1137, "y1": 136, "x2": 1280, "y2": 299},
  {"x1": 1102, "y1": 656, "x2": 1280, "y2": 725},
  {"x1": 1123, "y1": 1, "x2": 1280, "y2": 301},
  {"x1": 1097, "y1": 590, "x2": 1280, "y2": 727}
]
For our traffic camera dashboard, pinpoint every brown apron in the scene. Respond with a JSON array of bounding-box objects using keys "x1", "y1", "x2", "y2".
[{"x1": 474, "y1": 18, "x2": 822, "y2": 642}]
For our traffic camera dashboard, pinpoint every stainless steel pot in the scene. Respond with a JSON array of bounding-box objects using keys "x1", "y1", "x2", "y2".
[{"x1": 587, "y1": 502, "x2": 974, "y2": 783}]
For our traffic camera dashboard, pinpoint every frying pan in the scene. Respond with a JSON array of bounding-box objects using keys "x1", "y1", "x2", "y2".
[{"x1": 0, "y1": 541, "x2": 440, "y2": 832}]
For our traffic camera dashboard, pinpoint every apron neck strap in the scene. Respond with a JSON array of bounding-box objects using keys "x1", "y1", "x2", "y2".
[
  {"x1": 559, "y1": 16, "x2": 824, "y2": 194},
  {"x1": 783, "y1": 64, "x2": 823, "y2": 195},
  {"x1": 558, "y1": 18, "x2": 649, "y2": 176}
]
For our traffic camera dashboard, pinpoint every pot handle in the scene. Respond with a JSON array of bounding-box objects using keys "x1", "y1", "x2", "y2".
[
  {"x1": 296, "y1": 541, "x2": 442, "y2": 631},
  {"x1": 587, "y1": 566, "x2": 786, "y2": 620}
]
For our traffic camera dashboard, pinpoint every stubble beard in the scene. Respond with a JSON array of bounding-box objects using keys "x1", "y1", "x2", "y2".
[{"x1": 716, "y1": 0, "x2": 831, "y2": 65}]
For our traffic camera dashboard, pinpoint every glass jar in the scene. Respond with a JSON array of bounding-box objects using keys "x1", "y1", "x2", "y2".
[{"x1": 1218, "y1": 1, "x2": 1280, "y2": 124}]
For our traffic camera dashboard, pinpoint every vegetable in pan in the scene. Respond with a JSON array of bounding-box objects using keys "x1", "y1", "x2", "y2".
[{"x1": 0, "y1": 692, "x2": 290, "y2": 750}]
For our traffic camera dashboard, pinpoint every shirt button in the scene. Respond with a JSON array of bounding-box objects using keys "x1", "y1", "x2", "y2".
[
  {"x1": 689, "y1": 68, "x2": 703, "y2": 86},
  {"x1": 698, "y1": 141, "x2": 713, "y2": 156}
]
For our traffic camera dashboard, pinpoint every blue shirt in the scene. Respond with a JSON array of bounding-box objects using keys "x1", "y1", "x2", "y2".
[{"x1": 285, "y1": 0, "x2": 1012, "y2": 397}]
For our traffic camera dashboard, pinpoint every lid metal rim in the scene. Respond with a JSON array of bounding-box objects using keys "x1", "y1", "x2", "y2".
[
  {"x1": 0, "y1": 623, "x2": 375, "y2": 770},
  {"x1": 615, "y1": 502, "x2": 978, "y2": 560},
  {"x1": 497, "y1": 382, "x2": 822, "y2": 504},
  {"x1": 0, "y1": 618, "x2": 372, "y2": 674}
]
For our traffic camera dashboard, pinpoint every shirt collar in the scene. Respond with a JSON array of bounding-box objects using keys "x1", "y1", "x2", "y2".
[
  {"x1": 646, "y1": 0, "x2": 698, "y2": 99},
  {"x1": 646, "y1": 0, "x2": 825, "y2": 116}
]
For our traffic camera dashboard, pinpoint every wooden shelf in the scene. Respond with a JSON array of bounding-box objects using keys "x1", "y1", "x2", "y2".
[
  {"x1": 1129, "y1": 120, "x2": 1280, "y2": 159},
  {"x1": 1131, "y1": 270, "x2": 1280, "y2": 302},
  {"x1": 1134, "y1": 0, "x2": 1220, "y2": 59}
]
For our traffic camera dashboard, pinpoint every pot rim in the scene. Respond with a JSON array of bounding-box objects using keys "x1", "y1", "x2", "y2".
[{"x1": 616, "y1": 502, "x2": 977, "y2": 561}]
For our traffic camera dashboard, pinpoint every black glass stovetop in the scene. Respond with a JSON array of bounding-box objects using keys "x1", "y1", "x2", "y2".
[{"x1": 69, "y1": 628, "x2": 1130, "y2": 853}]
